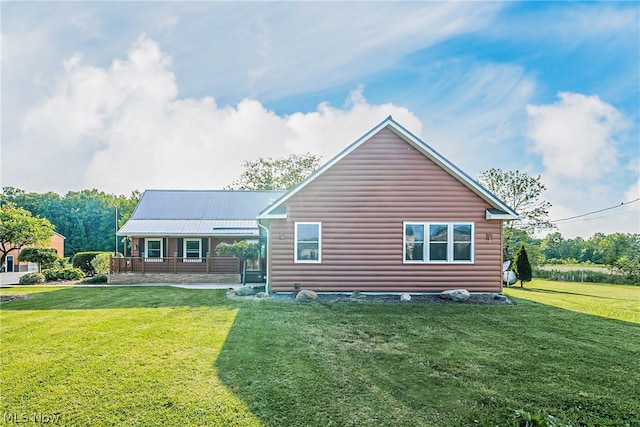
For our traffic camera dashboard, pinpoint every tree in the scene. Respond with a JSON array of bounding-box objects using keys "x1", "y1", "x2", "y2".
[
  {"x1": 478, "y1": 168, "x2": 555, "y2": 260},
  {"x1": 0, "y1": 204, "x2": 55, "y2": 269},
  {"x1": 17, "y1": 248, "x2": 59, "y2": 272},
  {"x1": 226, "y1": 153, "x2": 321, "y2": 191},
  {"x1": 597, "y1": 233, "x2": 640, "y2": 273},
  {"x1": 215, "y1": 240, "x2": 260, "y2": 284},
  {"x1": 2, "y1": 187, "x2": 141, "y2": 257},
  {"x1": 513, "y1": 244, "x2": 532, "y2": 287}
]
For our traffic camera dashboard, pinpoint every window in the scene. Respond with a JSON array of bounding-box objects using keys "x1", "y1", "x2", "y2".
[
  {"x1": 145, "y1": 239, "x2": 163, "y2": 260},
  {"x1": 184, "y1": 239, "x2": 201, "y2": 258},
  {"x1": 403, "y1": 222, "x2": 474, "y2": 263},
  {"x1": 404, "y1": 223, "x2": 425, "y2": 262},
  {"x1": 295, "y1": 222, "x2": 321, "y2": 263}
]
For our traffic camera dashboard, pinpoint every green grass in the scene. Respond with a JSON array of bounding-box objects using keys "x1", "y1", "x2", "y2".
[
  {"x1": 1, "y1": 283, "x2": 638, "y2": 426},
  {"x1": 503, "y1": 279, "x2": 639, "y2": 323}
]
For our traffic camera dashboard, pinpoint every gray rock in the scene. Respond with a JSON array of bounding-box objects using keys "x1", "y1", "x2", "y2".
[
  {"x1": 256, "y1": 292, "x2": 269, "y2": 299},
  {"x1": 295, "y1": 289, "x2": 318, "y2": 301},
  {"x1": 400, "y1": 293, "x2": 412, "y2": 301},
  {"x1": 235, "y1": 286, "x2": 256, "y2": 296},
  {"x1": 440, "y1": 289, "x2": 470, "y2": 302}
]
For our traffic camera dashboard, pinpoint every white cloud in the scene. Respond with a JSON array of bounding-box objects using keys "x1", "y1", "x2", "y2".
[
  {"x1": 526, "y1": 92, "x2": 626, "y2": 181},
  {"x1": 10, "y1": 36, "x2": 420, "y2": 195},
  {"x1": 527, "y1": 93, "x2": 638, "y2": 237}
]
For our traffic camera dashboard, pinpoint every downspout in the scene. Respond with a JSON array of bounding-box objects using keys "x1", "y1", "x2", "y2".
[{"x1": 257, "y1": 220, "x2": 270, "y2": 295}]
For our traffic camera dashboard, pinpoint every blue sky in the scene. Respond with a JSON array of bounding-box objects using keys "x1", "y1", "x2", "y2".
[{"x1": 1, "y1": 1, "x2": 638, "y2": 238}]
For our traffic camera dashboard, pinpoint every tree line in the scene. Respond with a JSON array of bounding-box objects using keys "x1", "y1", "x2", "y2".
[{"x1": 1, "y1": 187, "x2": 140, "y2": 257}]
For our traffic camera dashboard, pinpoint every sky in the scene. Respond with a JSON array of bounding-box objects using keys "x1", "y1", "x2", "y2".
[{"x1": 1, "y1": 1, "x2": 638, "y2": 238}]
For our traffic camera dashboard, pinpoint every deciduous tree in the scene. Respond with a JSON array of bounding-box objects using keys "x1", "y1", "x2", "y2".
[
  {"x1": 18, "y1": 248, "x2": 59, "y2": 272},
  {"x1": 226, "y1": 153, "x2": 321, "y2": 191},
  {"x1": 0, "y1": 204, "x2": 55, "y2": 269},
  {"x1": 479, "y1": 168, "x2": 555, "y2": 260}
]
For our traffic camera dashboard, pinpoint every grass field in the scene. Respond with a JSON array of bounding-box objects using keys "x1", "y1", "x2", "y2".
[{"x1": 1, "y1": 281, "x2": 638, "y2": 426}]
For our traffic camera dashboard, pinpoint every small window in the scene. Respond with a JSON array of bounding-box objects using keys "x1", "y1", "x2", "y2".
[
  {"x1": 295, "y1": 222, "x2": 321, "y2": 263},
  {"x1": 184, "y1": 239, "x2": 201, "y2": 258},
  {"x1": 404, "y1": 223, "x2": 425, "y2": 262}
]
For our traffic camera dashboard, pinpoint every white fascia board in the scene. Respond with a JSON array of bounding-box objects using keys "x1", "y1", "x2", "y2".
[
  {"x1": 256, "y1": 213, "x2": 287, "y2": 220},
  {"x1": 486, "y1": 209, "x2": 519, "y2": 220}
]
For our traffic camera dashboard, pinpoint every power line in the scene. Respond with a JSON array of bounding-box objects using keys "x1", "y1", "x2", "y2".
[
  {"x1": 551, "y1": 198, "x2": 640, "y2": 223},
  {"x1": 553, "y1": 208, "x2": 638, "y2": 224}
]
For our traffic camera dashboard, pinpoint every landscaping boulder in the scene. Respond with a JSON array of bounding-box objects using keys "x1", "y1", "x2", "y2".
[
  {"x1": 440, "y1": 289, "x2": 470, "y2": 302},
  {"x1": 295, "y1": 289, "x2": 318, "y2": 301},
  {"x1": 256, "y1": 292, "x2": 269, "y2": 299},
  {"x1": 235, "y1": 286, "x2": 256, "y2": 296},
  {"x1": 400, "y1": 293, "x2": 412, "y2": 302}
]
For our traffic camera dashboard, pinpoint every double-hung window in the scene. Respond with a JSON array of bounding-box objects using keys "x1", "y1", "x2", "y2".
[
  {"x1": 145, "y1": 238, "x2": 163, "y2": 261},
  {"x1": 295, "y1": 222, "x2": 321, "y2": 263},
  {"x1": 184, "y1": 239, "x2": 201, "y2": 261},
  {"x1": 403, "y1": 222, "x2": 474, "y2": 263}
]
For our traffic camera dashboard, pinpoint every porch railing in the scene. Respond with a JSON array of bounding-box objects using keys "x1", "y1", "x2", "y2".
[{"x1": 110, "y1": 256, "x2": 241, "y2": 275}]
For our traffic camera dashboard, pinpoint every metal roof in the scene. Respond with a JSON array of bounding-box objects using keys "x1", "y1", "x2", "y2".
[
  {"x1": 130, "y1": 190, "x2": 286, "y2": 220},
  {"x1": 118, "y1": 219, "x2": 260, "y2": 237},
  {"x1": 118, "y1": 190, "x2": 285, "y2": 237}
]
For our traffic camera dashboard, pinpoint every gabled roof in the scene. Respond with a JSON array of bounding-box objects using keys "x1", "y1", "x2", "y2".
[
  {"x1": 259, "y1": 116, "x2": 519, "y2": 220},
  {"x1": 118, "y1": 190, "x2": 285, "y2": 237}
]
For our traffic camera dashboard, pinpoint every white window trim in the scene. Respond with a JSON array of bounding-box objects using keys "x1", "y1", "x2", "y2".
[
  {"x1": 294, "y1": 222, "x2": 322, "y2": 263},
  {"x1": 403, "y1": 222, "x2": 474, "y2": 264},
  {"x1": 145, "y1": 238, "x2": 163, "y2": 261},
  {"x1": 183, "y1": 238, "x2": 202, "y2": 259}
]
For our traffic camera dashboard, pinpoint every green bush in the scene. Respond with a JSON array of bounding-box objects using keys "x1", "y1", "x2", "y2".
[
  {"x1": 91, "y1": 253, "x2": 111, "y2": 275},
  {"x1": 42, "y1": 267, "x2": 86, "y2": 281},
  {"x1": 18, "y1": 272, "x2": 46, "y2": 285},
  {"x1": 72, "y1": 252, "x2": 105, "y2": 275},
  {"x1": 82, "y1": 274, "x2": 108, "y2": 284}
]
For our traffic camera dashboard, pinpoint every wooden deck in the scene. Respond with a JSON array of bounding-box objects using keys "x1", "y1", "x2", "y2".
[{"x1": 110, "y1": 256, "x2": 241, "y2": 275}]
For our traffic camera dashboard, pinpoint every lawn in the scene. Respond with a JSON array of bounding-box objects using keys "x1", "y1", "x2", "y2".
[{"x1": 1, "y1": 282, "x2": 638, "y2": 426}]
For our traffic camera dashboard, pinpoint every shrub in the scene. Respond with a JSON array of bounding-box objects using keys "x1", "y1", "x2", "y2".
[
  {"x1": 42, "y1": 267, "x2": 85, "y2": 281},
  {"x1": 72, "y1": 252, "x2": 105, "y2": 275},
  {"x1": 91, "y1": 253, "x2": 111, "y2": 275},
  {"x1": 18, "y1": 272, "x2": 45, "y2": 285},
  {"x1": 513, "y1": 244, "x2": 532, "y2": 287},
  {"x1": 18, "y1": 248, "x2": 59, "y2": 271},
  {"x1": 534, "y1": 268, "x2": 639, "y2": 285},
  {"x1": 82, "y1": 274, "x2": 108, "y2": 284}
]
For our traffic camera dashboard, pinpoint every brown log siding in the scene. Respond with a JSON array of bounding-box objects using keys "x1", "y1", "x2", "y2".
[{"x1": 267, "y1": 128, "x2": 503, "y2": 293}]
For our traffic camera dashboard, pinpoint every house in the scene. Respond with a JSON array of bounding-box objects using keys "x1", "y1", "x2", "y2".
[
  {"x1": 2, "y1": 232, "x2": 65, "y2": 272},
  {"x1": 114, "y1": 117, "x2": 518, "y2": 292},
  {"x1": 257, "y1": 117, "x2": 518, "y2": 293},
  {"x1": 112, "y1": 190, "x2": 285, "y2": 284}
]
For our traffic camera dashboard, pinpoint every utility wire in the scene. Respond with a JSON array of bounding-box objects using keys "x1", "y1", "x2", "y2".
[
  {"x1": 553, "y1": 208, "x2": 638, "y2": 224},
  {"x1": 551, "y1": 198, "x2": 640, "y2": 223}
]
